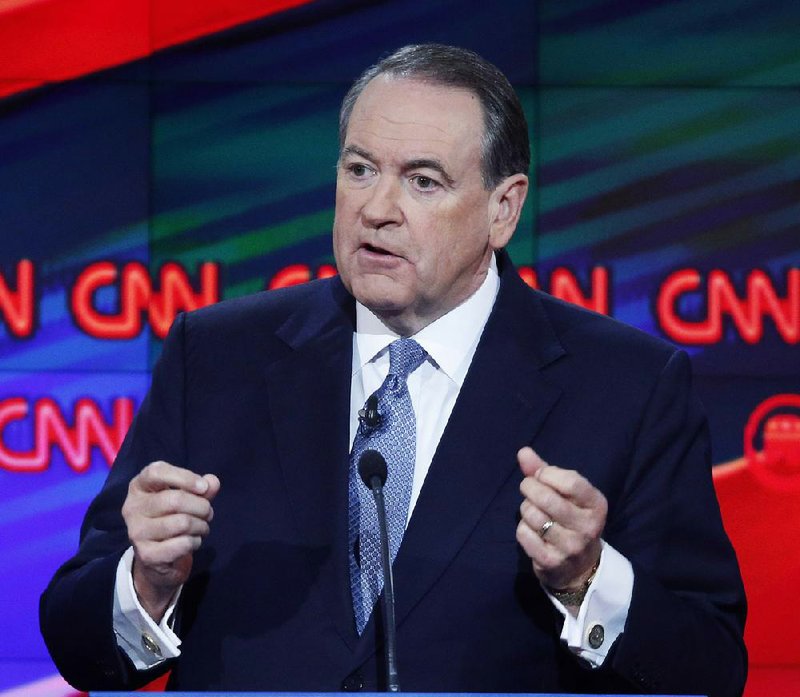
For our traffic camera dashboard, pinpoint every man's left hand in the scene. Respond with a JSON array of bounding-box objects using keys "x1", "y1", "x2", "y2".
[{"x1": 516, "y1": 446, "x2": 607, "y2": 598}]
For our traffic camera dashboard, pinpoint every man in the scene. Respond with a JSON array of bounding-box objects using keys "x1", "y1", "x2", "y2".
[{"x1": 41, "y1": 44, "x2": 746, "y2": 695}]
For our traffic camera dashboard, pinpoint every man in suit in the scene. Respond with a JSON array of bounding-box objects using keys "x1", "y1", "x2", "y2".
[{"x1": 41, "y1": 44, "x2": 746, "y2": 696}]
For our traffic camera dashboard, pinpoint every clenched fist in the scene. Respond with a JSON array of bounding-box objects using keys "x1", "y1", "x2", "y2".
[
  {"x1": 122, "y1": 460, "x2": 220, "y2": 621},
  {"x1": 515, "y1": 447, "x2": 606, "y2": 612}
]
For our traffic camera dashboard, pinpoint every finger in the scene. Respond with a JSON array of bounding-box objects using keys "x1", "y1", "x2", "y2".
[
  {"x1": 144, "y1": 512, "x2": 211, "y2": 542},
  {"x1": 202, "y1": 473, "x2": 221, "y2": 502},
  {"x1": 123, "y1": 486, "x2": 213, "y2": 524},
  {"x1": 135, "y1": 535, "x2": 204, "y2": 568},
  {"x1": 127, "y1": 506, "x2": 212, "y2": 543},
  {"x1": 535, "y1": 466, "x2": 604, "y2": 509},
  {"x1": 516, "y1": 518, "x2": 564, "y2": 569},
  {"x1": 520, "y1": 476, "x2": 578, "y2": 527},
  {"x1": 520, "y1": 501, "x2": 579, "y2": 561},
  {"x1": 517, "y1": 446, "x2": 548, "y2": 478},
  {"x1": 521, "y1": 496, "x2": 600, "y2": 560},
  {"x1": 519, "y1": 449, "x2": 605, "y2": 512},
  {"x1": 519, "y1": 499, "x2": 557, "y2": 542},
  {"x1": 134, "y1": 461, "x2": 211, "y2": 496},
  {"x1": 149, "y1": 488, "x2": 214, "y2": 520},
  {"x1": 522, "y1": 476, "x2": 607, "y2": 553}
]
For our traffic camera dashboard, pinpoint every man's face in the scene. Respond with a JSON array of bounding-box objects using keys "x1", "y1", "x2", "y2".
[{"x1": 333, "y1": 76, "x2": 519, "y2": 336}]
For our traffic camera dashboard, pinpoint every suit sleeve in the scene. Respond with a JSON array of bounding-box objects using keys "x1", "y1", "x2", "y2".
[
  {"x1": 604, "y1": 349, "x2": 747, "y2": 697},
  {"x1": 39, "y1": 314, "x2": 190, "y2": 691}
]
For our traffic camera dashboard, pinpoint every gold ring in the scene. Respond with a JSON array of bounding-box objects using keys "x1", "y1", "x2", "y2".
[{"x1": 539, "y1": 519, "x2": 555, "y2": 538}]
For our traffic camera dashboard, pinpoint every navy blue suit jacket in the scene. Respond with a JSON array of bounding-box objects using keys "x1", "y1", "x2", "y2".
[{"x1": 41, "y1": 252, "x2": 746, "y2": 695}]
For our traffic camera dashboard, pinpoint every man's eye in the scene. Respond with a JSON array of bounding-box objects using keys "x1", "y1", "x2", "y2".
[
  {"x1": 412, "y1": 175, "x2": 438, "y2": 190},
  {"x1": 348, "y1": 163, "x2": 370, "y2": 177}
]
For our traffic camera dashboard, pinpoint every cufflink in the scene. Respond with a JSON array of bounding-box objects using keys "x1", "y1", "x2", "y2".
[
  {"x1": 141, "y1": 632, "x2": 162, "y2": 657},
  {"x1": 587, "y1": 623, "x2": 604, "y2": 649}
]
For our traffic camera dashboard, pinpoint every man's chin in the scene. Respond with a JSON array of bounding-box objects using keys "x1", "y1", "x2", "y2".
[
  {"x1": 351, "y1": 276, "x2": 409, "y2": 308},
  {"x1": 355, "y1": 293, "x2": 407, "y2": 317},
  {"x1": 351, "y1": 286, "x2": 414, "y2": 325}
]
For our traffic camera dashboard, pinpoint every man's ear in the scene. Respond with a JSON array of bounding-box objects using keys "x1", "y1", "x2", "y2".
[{"x1": 488, "y1": 173, "x2": 529, "y2": 249}]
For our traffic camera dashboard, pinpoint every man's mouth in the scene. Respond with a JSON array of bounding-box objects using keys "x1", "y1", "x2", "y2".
[{"x1": 362, "y1": 243, "x2": 396, "y2": 257}]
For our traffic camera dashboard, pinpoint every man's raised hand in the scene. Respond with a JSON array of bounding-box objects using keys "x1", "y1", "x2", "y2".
[
  {"x1": 121, "y1": 461, "x2": 220, "y2": 622},
  {"x1": 515, "y1": 447, "x2": 606, "y2": 611}
]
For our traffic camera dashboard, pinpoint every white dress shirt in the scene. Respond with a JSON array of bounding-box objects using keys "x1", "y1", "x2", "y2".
[{"x1": 113, "y1": 255, "x2": 633, "y2": 670}]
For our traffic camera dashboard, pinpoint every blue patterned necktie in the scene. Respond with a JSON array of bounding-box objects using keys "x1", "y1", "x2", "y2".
[{"x1": 348, "y1": 338, "x2": 428, "y2": 635}]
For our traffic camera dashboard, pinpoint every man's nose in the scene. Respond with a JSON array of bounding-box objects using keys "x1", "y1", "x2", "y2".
[{"x1": 361, "y1": 176, "x2": 403, "y2": 228}]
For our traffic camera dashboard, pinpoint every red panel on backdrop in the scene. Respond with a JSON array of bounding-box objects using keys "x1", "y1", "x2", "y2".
[
  {"x1": 713, "y1": 395, "x2": 800, "y2": 697},
  {"x1": 0, "y1": 0, "x2": 148, "y2": 89},
  {"x1": 0, "y1": 0, "x2": 315, "y2": 99},
  {"x1": 151, "y1": 0, "x2": 314, "y2": 48}
]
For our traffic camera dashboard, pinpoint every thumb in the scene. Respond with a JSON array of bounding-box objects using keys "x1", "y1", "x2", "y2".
[{"x1": 517, "y1": 446, "x2": 548, "y2": 478}]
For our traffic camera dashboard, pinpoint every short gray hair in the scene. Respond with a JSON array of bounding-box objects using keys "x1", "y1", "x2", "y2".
[{"x1": 339, "y1": 44, "x2": 530, "y2": 189}]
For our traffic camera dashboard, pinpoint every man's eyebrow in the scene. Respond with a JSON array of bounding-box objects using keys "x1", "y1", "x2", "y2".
[{"x1": 340, "y1": 145, "x2": 373, "y2": 161}]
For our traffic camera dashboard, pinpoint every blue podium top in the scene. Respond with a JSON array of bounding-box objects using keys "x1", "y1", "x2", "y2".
[{"x1": 94, "y1": 691, "x2": 702, "y2": 697}]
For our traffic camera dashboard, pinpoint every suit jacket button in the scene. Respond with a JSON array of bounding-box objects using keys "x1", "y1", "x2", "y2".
[{"x1": 341, "y1": 673, "x2": 364, "y2": 691}]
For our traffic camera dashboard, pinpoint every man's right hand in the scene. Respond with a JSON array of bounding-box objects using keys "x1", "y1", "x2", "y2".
[{"x1": 121, "y1": 461, "x2": 220, "y2": 622}]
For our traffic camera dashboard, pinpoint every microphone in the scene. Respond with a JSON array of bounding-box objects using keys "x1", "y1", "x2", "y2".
[
  {"x1": 358, "y1": 447, "x2": 387, "y2": 488},
  {"x1": 358, "y1": 394, "x2": 382, "y2": 430},
  {"x1": 357, "y1": 449, "x2": 400, "y2": 693}
]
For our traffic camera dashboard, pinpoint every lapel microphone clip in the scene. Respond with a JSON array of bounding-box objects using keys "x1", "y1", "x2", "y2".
[{"x1": 358, "y1": 393, "x2": 382, "y2": 431}]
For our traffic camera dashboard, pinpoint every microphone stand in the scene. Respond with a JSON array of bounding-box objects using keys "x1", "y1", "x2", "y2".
[{"x1": 369, "y1": 479, "x2": 400, "y2": 692}]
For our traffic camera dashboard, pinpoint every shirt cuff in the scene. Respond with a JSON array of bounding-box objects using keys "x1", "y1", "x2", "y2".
[
  {"x1": 112, "y1": 546, "x2": 183, "y2": 670},
  {"x1": 545, "y1": 540, "x2": 633, "y2": 667}
]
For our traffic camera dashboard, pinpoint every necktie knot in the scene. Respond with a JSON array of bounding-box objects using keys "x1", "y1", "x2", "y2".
[{"x1": 387, "y1": 338, "x2": 427, "y2": 381}]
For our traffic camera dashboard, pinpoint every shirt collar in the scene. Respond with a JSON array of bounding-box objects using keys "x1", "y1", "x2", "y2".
[{"x1": 354, "y1": 254, "x2": 500, "y2": 386}]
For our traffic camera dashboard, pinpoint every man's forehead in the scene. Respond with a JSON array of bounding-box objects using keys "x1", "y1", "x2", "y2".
[
  {"x1": 344, "y1": 76, "x2": 483, "y2": 159},
  {"x1": 357, "y1": 73, "x2": 479, "y2": 101}
]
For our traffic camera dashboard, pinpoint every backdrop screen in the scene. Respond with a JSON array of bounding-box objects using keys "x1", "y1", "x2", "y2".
[{"x1": 0, "y1": 1, "x2": 798, "y2": 694}]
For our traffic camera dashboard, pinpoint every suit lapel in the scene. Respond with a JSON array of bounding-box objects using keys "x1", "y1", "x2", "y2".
[
  {"x1": 264, "y1": 279, "x2": 361, "y2": 650},
  {"x1": 391, "y1": 255, "x2": 566, "y2": 629}
]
